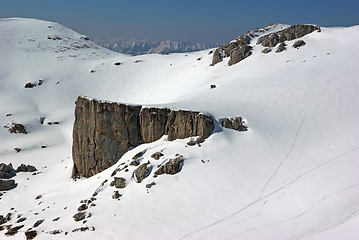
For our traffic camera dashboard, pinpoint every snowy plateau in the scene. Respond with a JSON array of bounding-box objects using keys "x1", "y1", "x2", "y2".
[{"x1": 0, "y1": 17, "x2": 359, "y2": 240}]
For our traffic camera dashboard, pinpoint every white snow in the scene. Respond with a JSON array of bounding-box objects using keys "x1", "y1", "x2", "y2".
[{"x1": 0, "y1": 17, "x2": 359, "y2": 239}]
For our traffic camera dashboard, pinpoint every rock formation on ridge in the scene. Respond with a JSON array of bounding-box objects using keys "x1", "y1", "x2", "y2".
[{"x1": 72, "y1": 96, "x2": 215, "y2": 178}]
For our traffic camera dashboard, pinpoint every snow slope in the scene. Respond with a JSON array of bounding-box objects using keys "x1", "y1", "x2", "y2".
[{"x1": 0, "y1": 18, "x2": 359, "y2": 239}]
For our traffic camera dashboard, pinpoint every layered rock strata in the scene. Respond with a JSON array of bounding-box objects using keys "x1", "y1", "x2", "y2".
[{"x1": 72, "y1": 96, "x2": 215, "y2": 178}]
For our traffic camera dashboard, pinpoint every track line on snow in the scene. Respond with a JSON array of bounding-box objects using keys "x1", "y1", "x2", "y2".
[
  {"x1": 258, "y1": 107, "x2": 306, "y2": 199},
  {"x1": 227, "y1": 182, "x2": 359, "y2": 240},
  {"x1": 179, "y1": 146, "x2": 359, "y2": 240}
]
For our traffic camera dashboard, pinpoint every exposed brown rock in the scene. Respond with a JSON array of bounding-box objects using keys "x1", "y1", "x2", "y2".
[
  {"x1": 72, "y1": 96, "x2": 215, "y2": 178},
  {"x1": 257, "y1": 24, "x2": 320, "y2": 47},
  {"x1": 154, "y1": 155, "x2": 184, "y2": 175},
  {"x1": 134, "y1": 163, "x2": 151, "y2": 183}
]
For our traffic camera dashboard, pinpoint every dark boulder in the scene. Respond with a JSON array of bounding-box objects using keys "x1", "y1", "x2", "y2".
[
  {"x1": 276, "y1": 42, "x2": 287, "y2": 53},
  {"x1": 77, "y1": 204, "x2": 87, "y2": 211},
  {"x1": 16, "y1": 164, "x2": 37, "y2": 173},
  {"x1": 134, "y1": 163, "x2": 151, "y2": 183},
  {"x1": 114, "y1": 177, "x2": 126, "y2": 188},
  {"x1": 24, "y1": 82, "x2": 36, "y2": 88},
  {"x1": 293, "y1": 40, "x2": 306, "y2": 48},
  {"x1": 6, "y1": 123, "x2": 27, "y2": 134},
  {"x1": 262, "y1": 48, "x2": 272, "y2": 54},
  {"x1": 151, "y1": 152, "x2": 164, "y2": 160},
  {"x1": 0, "y1": 179, "x2": 16, "y2": 190},
  {"x1": 33, "y1": 219, "x2": 44, "y2": 228},
  {"x1": 155, "y1": 155, "x2": 184, "y2": 175},
  {"x1": 73, "y1": 212, "x2": 86, "y2": 222},
  {"x1": 221, "y1": 117, "x2": 246, "y2": 131}
]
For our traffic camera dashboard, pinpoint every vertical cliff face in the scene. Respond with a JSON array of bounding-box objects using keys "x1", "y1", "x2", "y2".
[{"x1": 72, "y1": 96, "x2": 215, "y2": 178}]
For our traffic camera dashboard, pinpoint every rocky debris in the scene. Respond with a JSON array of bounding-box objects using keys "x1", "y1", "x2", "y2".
[
  {"x1": 77, "y1": 204, "x2": 88, "y2": 211},
  {"x1": 72, "y1": 226, "x2": 95, "y2": 232},
  {"x1": 6, "y1": 113, "x2": 11, "y2": 117},
  {"x1": 72, "y1": 96, "x2": 215, "y2": 178},
  {"x1": 221, "y1": 117, "x2": 246, "y2": 131},
  {"x1": 135, "y1": 163, "x2": 151, "y2": 183},
  {"x1": 211, "y1": 34, "x2": 251, "y2": 66},
  {"x1": 16, "y1": 164, "x2": 37, "y2": 173},
  {"x1": 0, "y1": 179, "x2": 16, "y2": 191},
  {"x1": 151, "y1": 152, "x2": 164, "y2": 160},
  {"x1": 33, "y1": 219, "x2": 44, "y2": 228},
  {"x1": 16, "y1": 217, "x2": 26, "y2": 223},
  {"x1": 5, "y1": 225, "x2": 24, "y2": 236},
  {"x1": 5, "y1": 123, "x2": 27, "y2": 134},
  {"x1": 146, "y1": 182, "x2": 156, "y2": 188},
  {"x1": 0, "y1": 214, "x2": 11, "y2": 225},
  {"x1": 47, "y1": 35, "x2": 62, "y2": 40},
  {"x1": 35, "y1": 195, "x2": 42, "y2": 200},
  {"x1": 210, "y1": 84, "x2": 216, "y2": 89},
  {"x1": 25, "y1": 230, "x2": 37, "y2": 240},
  {"x1": 24, "y1": 82, "x2": 36, "y2": 88},
  {"x1": 293, "y1": 40, "x2": 306, "y2": 48},
  {"x1": 49, "y1": 230, "x2": 62, "y2": 235},
  {"x1": 73, "y1": 212, "x2": 86, "y2": 222},
  {"x1": 130, "y1": 160, "x2": 140, "y2": 166},
  {"x1": 113, "y1": 177, "x2": 126, "y2": 188},
  {"x1": 257, "y1": 24, "x2": 320, "y2": 47},
  {"x1": 154, "y1": 155, "x2": 184, "y2": 176},
  {"x1": 114, "y1": 62, "x2": 121, "y2": 65},
  {"x1": 132, "y1": 151, "x2": 144, "y2": 160},
  {"x1": 112, "y1": 191, "x2": 121, "y2": 199},
  {"x1": 187, "y1": 138, "x2": 197, "y2": 146},
  {"x1": 0, "y1": 163, "x2": 16, "y2": 179},
  {"x1": 276, "y1": 42, "x2": 287, "y2": 53},
  {"x1": 262, "y1": 48, "x2": 272, "y2": 54},
  {"x1": 14, "y1": 148, "x2": 21, "y2": 153},
  {"x1": 53, "y1": 217, "x2": 60, "y2": 221}
]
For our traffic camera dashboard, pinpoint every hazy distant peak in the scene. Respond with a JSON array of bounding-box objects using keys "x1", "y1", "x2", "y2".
[{"x1": 92, "y1": 38, "x2": 220, "y2": 55}]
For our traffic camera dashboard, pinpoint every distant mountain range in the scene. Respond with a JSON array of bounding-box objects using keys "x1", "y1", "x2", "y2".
[{"x1": 92, "y1": 37, "x2": 220, "y2": 55}]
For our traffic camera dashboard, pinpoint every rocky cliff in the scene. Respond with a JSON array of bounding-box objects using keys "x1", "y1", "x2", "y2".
[{"x1": 72, "y1": 96, "x2": 215, "y2": 178}]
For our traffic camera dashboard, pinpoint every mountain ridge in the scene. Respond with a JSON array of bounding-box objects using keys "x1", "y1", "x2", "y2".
[{"x1": 92, "y1": 37, "x2": 219, "y2": 55}]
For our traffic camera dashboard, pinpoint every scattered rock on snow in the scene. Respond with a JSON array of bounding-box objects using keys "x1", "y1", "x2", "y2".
[
  {"x1": 262, "y1": 47, "x2": 272, "y2": 54},
  {"x1": 276, "y1": 42, "x2": 287, "y2": 53},
  {"x1": 25, "y1": 230, "x2": 37, "y2": 240},
  {"x1": 151, "y1": 152, "x2": 164, "y2": 160},
  {"x1": 154, "y1": 155, "x2": 184, "y2": 175},
  {"x1": 257, "y1": 24, "x2": 320, "y2": 47},
  {"x1": 114, "y1": 177, "x2": 126, "y2": 188},
  {"x1": 5, "y1": 123, "x2": 27, "y2": 134},
  {"x1": 293, "y1": 40, "x2": 306, "y2": 48},
  {"x1": 73, "y1": 212, "x2": 86, "y2": 222},
  {"x1": 33, "y1": 219, "x2": 44, "y2": 228},
  {"x1": 135, "y1": 163, "x2": 151, "y2": 183}
]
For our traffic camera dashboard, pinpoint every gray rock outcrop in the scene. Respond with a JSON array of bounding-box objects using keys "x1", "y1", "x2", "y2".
[
  {"x1": 293, "y1": 40, "x2": 306, "y2": 48},
  {"x1": 72, "y1": 96, "x2": 215, "y2": 178},
  {"x1": 134, "y1": 163, "x2": 151, "y2": 183},
  {"x1": 257, "y1": 24, "x2": 320, "y2": 47},
  {"x1": 0, "y1": 179, "x2": 16, "y2": 191},
  {"x1": 154, "y1": 155, "x2": 184, "y2": 175},
  {"x1": 221, "y1": 117, "x2": 246, "y2": 131}
]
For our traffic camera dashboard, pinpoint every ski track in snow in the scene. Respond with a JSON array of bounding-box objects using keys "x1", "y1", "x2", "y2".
[
  {"x1": 180, "y1": 146, "x2": 359, "y2": 240},
  {"x1": 227, "y1": 183, "x2": 359, "y2": 240}
]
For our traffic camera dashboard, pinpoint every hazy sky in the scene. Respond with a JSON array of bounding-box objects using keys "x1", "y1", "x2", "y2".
[{"x1": 1, "y1": 0, "x2": 358, "y2": 44}]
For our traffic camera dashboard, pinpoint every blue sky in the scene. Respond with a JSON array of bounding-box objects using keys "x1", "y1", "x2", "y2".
[{"x1": 1, "y1": 0, "x2": 358, "y2": 44}]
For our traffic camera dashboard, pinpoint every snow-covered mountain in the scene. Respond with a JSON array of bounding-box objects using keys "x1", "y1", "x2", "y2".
[
  {"x1": 0, "y1": 17, "x2": 359, "y2": 240},
  {"x1": 92, "y1": 37, "x2": 220, "y2": 55}
]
